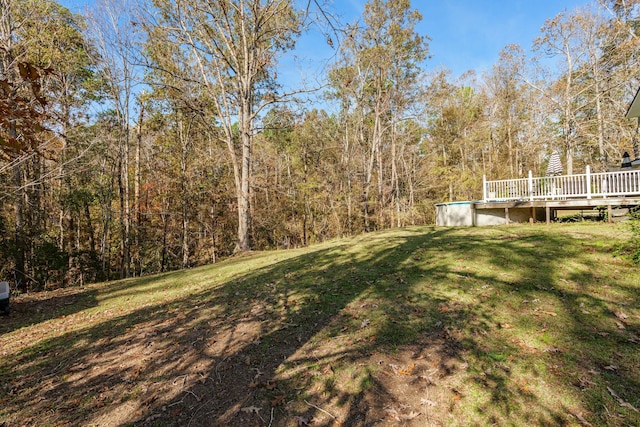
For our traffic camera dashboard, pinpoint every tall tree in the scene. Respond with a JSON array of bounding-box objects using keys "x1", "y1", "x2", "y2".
[
  {"x1": 533, "y1": 8, "x2": 599, "y2": 174},
  {"x1": 87, "y1": 0, "x2": 143, "y2": 277},
  {"x1": 1, "y1": 0, "x2": 28, "y2": 291},
  {"x1": 151, "y1": 0, "x2": 303, "y2": 252},
  {"x1": 0, "y1": 0, "x2": 94, "y2": 290},
  {"x1": 485, "y1": 45, "x2": 529, "y2": 177},
  {"x1": 329, "y1": 0, "x2": 428, "y2": 231},
  {"x1": 21, "y1": 0, "x2": 97, "y2": 281},
  {"x1": 593, "y1": 0, "x2": 640, "y2": 163}
]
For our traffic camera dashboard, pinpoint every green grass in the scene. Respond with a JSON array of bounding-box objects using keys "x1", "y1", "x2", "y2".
[{"x1": 1, "y1": 223, "x2": 639, "y2": 426}]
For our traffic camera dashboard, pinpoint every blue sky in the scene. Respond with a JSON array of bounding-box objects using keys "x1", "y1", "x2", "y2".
[
  {"x1": 61, "y1": 0, "x2": 592, "y2": 87},
  {"x1": 326, "y1": 0, "x2": 590, "y2": 76},
  {"x1": 277, "y1": 0, "x2": 593, "y2": 92},
  {"x1": 419, "y1": 0, "x2": 590, "y2": 76}
]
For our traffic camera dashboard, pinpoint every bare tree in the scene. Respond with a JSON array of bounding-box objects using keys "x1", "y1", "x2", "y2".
[
  {"x1": 87, "y1": 0, "x2": 144, "y2": 276},
  {"x1": 150, "y1": 0, "x2": 304, "y2": 252},
  {"x1": 329, "y1": 0, "x2": 428, "y2": 231},
  {"x1": 532, "y1": 7, "x2": 604, "y2": 174}
]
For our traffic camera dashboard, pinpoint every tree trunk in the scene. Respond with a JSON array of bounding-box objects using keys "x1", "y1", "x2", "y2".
[
  {"x1": 134, "y1": 101, "x2": 144, "y2": 276},
  {"x1": 363, "y1": 120, "x2": 376, "y2": 232},
  {"x1": 101, "y1": 159, "x2": 116, "y2": 280},
  {"x1": 593, "y1": 73, "x2": 606, "y2": 170},
  {"x1": 85, "y1": 203, "x2": 96, "y2": 254},
  {"x1": 1, "y1": 1, "x2": 26, "y2": 291},
  {"x1": 236, "y1": 98, "x2": 252, "y2": 252},
  {"x1": 180, "y1": 119, "x2": 189, "y2": 269},
  {"x1": 122, "y1": 127, "x2": 131, "y2": 278},
  {"x1": 565, "y1": 116, "x2": 574, "y2": 176},
  {"x1": 507, "y1": 115, "x2": 514, "y2": 177},
  {"x1": 210, "y1": 205, "x2": 216, "y2": 264},
  {"x1": 161, "y1": 211, "x2": 168, "y2": 272},
  {"x1": 342, "y1": 109, "x2": 353, "y2": 235},
  {"x1": 181, "y1": 207, "x2": 189, "y2": 268},
  {"x1": 13, "y1": 163, "x2": 26, "y2": 292},
  {"x1": 391, "y1": 119, "x2": 400, "y2": 228}
]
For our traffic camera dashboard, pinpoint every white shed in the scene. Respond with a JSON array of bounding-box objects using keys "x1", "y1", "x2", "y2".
[{"x1": 435, "y1": 201, "x2": 474, "y2": 226}]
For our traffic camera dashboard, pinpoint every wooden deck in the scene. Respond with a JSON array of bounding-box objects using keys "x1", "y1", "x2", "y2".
[
  {"x1": 480, "y1": 167, "x2": 640, "y2": 224},
  {"x1": 474, "y1": 197, "x2": 640, "y2": 224}
]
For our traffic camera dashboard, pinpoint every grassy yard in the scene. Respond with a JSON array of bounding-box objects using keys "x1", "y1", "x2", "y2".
[{"x1": 1, "y1": 223, "x2": 639, "y2": 426}]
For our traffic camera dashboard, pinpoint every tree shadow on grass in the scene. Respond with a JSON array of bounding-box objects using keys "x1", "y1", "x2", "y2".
[
  {"x1": 416, "y1": 227, "x2": 640, "y2": 426},
  {"x1": 0, "y1": 268, "x2": 206, "y2": 335},
  {"x1": 0, "y1": 288, "x2": 99, "y2": 334},
  {"x1": 1, "y1": 226, "x2": 638, "y2": 426}
]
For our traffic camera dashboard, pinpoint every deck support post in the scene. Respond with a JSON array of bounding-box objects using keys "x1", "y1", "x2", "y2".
[
  {"x1": 546, "y1": 206, "x2": 551, "y2": 225},
  {"x1": 608, "y1": 205, "x2": 612, "y2": 224},
  {"x1": 505, "y1": 207, "x2": 510, "y2": 224},
  {"x1": 530, "y1": 207, "x2": 534, "y2": 224}
]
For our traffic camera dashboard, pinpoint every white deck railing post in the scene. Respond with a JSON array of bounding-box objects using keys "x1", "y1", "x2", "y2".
[
  {"x1": 586, "y1": 165, "x2": 591, "y2": 199},
  {"x1": 528, "y1": 170, "x2": 533, "y2": 201}
]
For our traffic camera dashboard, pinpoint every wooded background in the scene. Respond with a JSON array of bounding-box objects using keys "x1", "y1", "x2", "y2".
[{"x1": 1, "y1": 0, "x2": 638, "y2": 291}]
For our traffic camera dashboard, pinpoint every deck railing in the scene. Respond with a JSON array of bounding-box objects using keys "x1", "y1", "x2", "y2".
[{"x1": 483, "y1": 166, "x2": 640, "y2": 202}]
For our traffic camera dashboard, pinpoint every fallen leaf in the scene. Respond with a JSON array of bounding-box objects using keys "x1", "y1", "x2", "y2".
[
  {"x1": 614, "y1": 311, "x2": 628, "y2": 321},
  {"x1": 265, "y1": 380, "x2": 277, "y2": 390},
  {"x1": 271, "y1": 394, "x2": 286, "y2": 406},
  {"x1": 604, "y1": 365, "x2": 618, "y2": 371},
  {"x1": 398, "y1": 362, "x2": 415, "y2": 376},
  {"x1": 607, "y1": 386, "x2": 639, "y2": 413},
  {"x1": 294, "y1": 416, "x2": 310, "y2": 426},
  {"x1": 322, "y1": 364, "x2": 334, "y2": 375},
  {"x1": 385, "y1": 407, "x2": 400, "y2": 421},
  {"x1": 500, "y1": 323, "x2": 513, "y2": 329},
  {"x1": 571, "y1": 411, "x2": 593, "y2": 426},
  {"x1": 451, "y1": 388, "x2": 463, "y2": 400},
  {"x1": 360, "y1": 318, "x2": 371, "y2": 328},
  {"x1": 240, "y1": 406, "x2": 262, "y2": 414},
  {"x1": 402, "y1": 411, "x2": 421, "y2": 420},
  {"x1": 142, "y1": 394, "x2": 157, "y2": 406},
  {"x1": 420, "y1": 398, "x2": 437, "y2": 407},
  {"x1": 252, "y1": 368, "x2": 264, "y2": 379}
]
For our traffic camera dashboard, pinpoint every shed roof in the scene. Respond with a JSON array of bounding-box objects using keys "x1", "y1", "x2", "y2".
[{"x1": 626, "y1": 86, "x2": 640, "y2": 118}]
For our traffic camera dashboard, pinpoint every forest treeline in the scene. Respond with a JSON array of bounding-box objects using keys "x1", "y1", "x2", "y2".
[{"x1": 0, "y1": 0, "x2": 638, "y2": 291}]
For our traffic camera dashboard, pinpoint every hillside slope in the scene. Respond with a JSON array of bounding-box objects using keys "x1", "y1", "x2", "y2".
[{"x1": 1, "y1": 224, "x2": 639, "y2": 426}]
